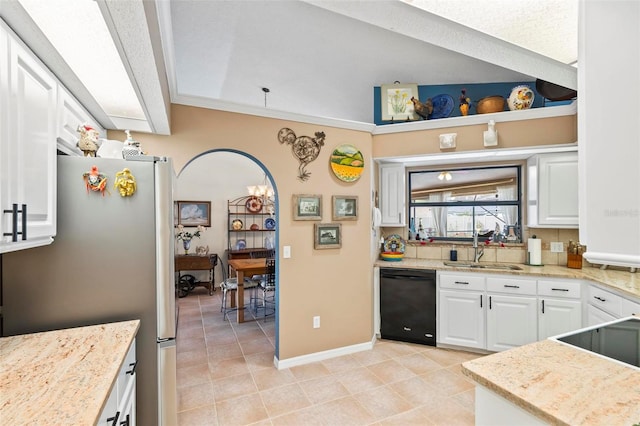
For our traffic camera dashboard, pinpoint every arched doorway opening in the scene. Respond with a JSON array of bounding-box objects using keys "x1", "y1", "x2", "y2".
[{"x1": 176, "y1": 149, "x2": 279, "y2": 358}]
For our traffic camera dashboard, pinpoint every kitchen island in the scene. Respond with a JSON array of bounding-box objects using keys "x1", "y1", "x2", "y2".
[
  {"x1": 461, "y1": 339, "x2": 640, "y2": 425},
  {"x1": 0, "y1": 320, "x2": 139, "y2": 424}
]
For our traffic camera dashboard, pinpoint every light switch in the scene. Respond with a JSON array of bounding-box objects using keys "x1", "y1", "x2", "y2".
[
  {"x1": 550, "y1": 242, "x2": 564, "y2": 253},
  {"x1": 283, "y1": 245, "x2": 291, "y2": 258}
]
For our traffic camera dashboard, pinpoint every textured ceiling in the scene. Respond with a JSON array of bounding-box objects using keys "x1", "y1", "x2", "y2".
[
  {"x1": 161, "y1": 0, "x2": 577, "y2": 124},
  {"x1": 0, "y1": 0, "x2": 578, "y2": 131}
]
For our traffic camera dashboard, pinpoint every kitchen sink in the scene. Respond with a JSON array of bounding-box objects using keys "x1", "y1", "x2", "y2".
[{"x1": 443, "y1": 261, "x2": 523, "y2": 271}]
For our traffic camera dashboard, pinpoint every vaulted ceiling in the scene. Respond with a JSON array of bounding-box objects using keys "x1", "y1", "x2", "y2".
[{"x1": 1, "y1": 0, "x2": 577, "y2": 134}]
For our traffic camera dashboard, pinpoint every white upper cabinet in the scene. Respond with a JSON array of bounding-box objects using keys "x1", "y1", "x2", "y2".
[
  {"x1": 1, "y1": 20, "x2": 57, "y2": 252},
  {"x1": 379, "y1": 163, "x2": 405, "y2": 226},
  {"x1": 527, "y1": 152, "x2": 578, "y2": 228},
  {"x1": 57, "y1": 87, "x2": 105, "y2": 156},
  {"x1": 578, "y1": 1, "x2": 640, "y2": 268}
]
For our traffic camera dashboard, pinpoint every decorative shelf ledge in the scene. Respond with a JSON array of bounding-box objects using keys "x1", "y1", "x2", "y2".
[{"x1": 372, "y1": 101, "x2": 576, "y2": 135}]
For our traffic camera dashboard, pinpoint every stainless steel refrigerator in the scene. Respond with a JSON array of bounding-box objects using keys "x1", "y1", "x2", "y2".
[{"x1": 1, "y1": 155, "x2": 178, "y2": 425}]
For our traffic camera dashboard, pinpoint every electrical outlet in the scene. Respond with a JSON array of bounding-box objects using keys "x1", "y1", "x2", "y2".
[
  {"x1": 313, "y1": 316, "x2": 320, "y2": 328},
  {"x1": 283, "y1": 246, "x2": 291, "y2": 258},
  {"x1": 550, "y1": 242, "x2": 564, "y2": 253}
]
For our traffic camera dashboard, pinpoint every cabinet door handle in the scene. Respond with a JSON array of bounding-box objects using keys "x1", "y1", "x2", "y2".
[
  {"x1": 551, "y1": 288, "x2": 569, "y2": 292},
  {"x1": 504, "y1": 285, "x2": 520, "y2": 289},
  {"x1": 594, "y1": 296, "x2": 606, "y2": 302},
  {"x1": 425, "y1": 333, "x2": 433, "y2": 338},
  {"x1": 126, "y1": 361, "x2": 137, "y2": 375},
  {"x1": 454, "y1": 281, "x2": 469, "y2": 285},
  {"x1": 480, "y1": 295, "x2": 483, "y2": 308},
  {"x1": 541, "y1": 299, "x2": 545, "y2": 314},
  {"x1": 489, "y1": 296, "x2": 492, "y2": 310},
  {"x1": 403, "y1": 326, "x2": 412, "y2": 331},
  {"x1": 107, "y1": 412, "x2": 120, "y2": 426},
  {"x1": 3, "y1": 203, "x2": 27, "y2": 242},
  {"x1": 120, "y1": 414, "x2": 130, "y2": 426}
]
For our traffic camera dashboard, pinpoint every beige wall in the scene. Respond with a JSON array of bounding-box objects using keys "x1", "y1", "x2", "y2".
[
  {"x1": 373, "y1": 115, "x2": 577, "y2": 158},
  {"x1": 111, "y1": 104, "x2": 374, "y2": 360},
  {"x1": 108, "y1": 104, "x2": 578, "y2": 362}
]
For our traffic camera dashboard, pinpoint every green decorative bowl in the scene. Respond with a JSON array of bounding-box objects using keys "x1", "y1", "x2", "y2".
[{"x1": 380, "y1": 252, "x2": 404, "y2": 261}]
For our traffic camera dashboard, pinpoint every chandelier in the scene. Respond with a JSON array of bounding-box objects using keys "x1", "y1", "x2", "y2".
[{"x1": 247, "y1": 174, "x2": 275, "y2": 213}]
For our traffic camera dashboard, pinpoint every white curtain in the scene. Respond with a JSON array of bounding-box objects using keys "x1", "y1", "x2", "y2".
[
  {"x1": 429, "y1": 191, "x2": 452, "y2": 237},
  {"x1": 497, "y1": 185, "x2": 516, "y2": 226}
]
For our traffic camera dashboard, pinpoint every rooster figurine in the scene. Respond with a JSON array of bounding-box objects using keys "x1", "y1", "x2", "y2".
[
  {"x1": 278, "y1": 128, "x2": 325, "y2": 181},
  {"x1": 76, "y1": 124, "x2": 100, "y2": 157},
  {"x1": 410, "y1": 97, "x2": 433, "y2": 120}
]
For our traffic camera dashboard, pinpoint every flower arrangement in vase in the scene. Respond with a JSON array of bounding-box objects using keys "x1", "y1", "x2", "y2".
[{"x1": 175, "y1": 225, "x2": 206, "y2": 254}]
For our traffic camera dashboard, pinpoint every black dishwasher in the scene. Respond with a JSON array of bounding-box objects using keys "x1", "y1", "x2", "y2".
[{"x1": 380, "y1": 268, "x2": 436, "y2": 346}]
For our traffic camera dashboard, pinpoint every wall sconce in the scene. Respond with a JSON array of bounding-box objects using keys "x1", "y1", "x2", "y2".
[
  {"x1": 439, "y1": 133, "x2": 457, "y2": 149},
  {"x1": 483, "y1": 120, "x2": 498, "y2": 147}
]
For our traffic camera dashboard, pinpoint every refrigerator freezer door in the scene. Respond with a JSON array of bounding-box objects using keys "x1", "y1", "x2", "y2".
[
  {"x1": 158, "y1": 339, "x2": 178, "y2": 425},
  {"x1": 155, "y1": 159, "x2": 176, "y2": 340}
]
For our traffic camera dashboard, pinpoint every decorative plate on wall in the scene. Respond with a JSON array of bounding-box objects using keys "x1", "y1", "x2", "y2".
[
  {"x1": 232, "y1": 219, "x2": 243, "y2": 230},
  {"x1": 330, "y1": 144, "x2": 364, "y2": 182}
]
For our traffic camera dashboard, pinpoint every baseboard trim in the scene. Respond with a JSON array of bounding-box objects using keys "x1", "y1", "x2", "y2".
[{"x1": 274, "y1": 336, "x2": 376, "y2": 370}]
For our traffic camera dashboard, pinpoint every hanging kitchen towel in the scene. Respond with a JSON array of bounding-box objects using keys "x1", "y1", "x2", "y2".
[{"x1": 528, "y1": 238, "x2": 542, "y2": 265}]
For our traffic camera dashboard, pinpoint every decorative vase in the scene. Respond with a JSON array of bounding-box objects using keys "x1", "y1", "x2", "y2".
[
  {"x1": 459, "y1": 103, "x2": 469, "y2": 116},
  {"x1": 182, "y1": 239, "x2": 191, "y2": 255}
]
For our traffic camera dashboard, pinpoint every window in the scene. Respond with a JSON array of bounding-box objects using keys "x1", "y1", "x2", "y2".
[{"x1": 408, "y1": 166, "x2": 522, "y2": 242}]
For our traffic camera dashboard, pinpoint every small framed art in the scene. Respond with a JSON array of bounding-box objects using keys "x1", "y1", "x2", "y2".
[
  {"x1": 332, "y1": 196, "x2": 358, "y2": 221},
  {"x1": 293, "y1": 194, "x2": 322, "y2": 221},
  {"x1": 176, "y1": 201, "x2": 211, "y2": 227},
  {"x1": 380, "y1": 83, "x2": 419, "y2": 121},
  {"x1": 314, "y1": 223, "x2": 342, "y2": 249}
]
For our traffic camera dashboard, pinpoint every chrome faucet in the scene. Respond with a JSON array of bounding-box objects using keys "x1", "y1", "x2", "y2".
[{"x1": 473, "y1": 230, "x2": 484, "y2": 263}]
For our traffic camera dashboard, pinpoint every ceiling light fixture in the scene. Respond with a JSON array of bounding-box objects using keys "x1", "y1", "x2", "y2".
[
  {"x1": 247, "y1": 173, "x2": 275, "y2": 214},
  {"x1": 438, "y1": 171, "x2": 452, "y2": 181}
]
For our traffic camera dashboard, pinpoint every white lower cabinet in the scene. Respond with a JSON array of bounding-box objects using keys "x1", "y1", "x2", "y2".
[
  {"x1": 486, "y1": 294, "x2": 538, "y2": 352},
  {"x1": 98, "y1": 339, "x2": 137, "y2": 426},
  {"x1": 539, "y1": 298, "x2": 582, "y2": 339},
  {"x1": 587, "y1": 304, "x2": 618, "y2": 326},
  {"x1": 622, "y1": 298, "x2": 640, "y2": 317},
  {"x1": 538, "y1": 279, "x2": 583, "y2": 339},
  {"x1": 439, "y1": 289, "x2": 486, "y2": 349}
]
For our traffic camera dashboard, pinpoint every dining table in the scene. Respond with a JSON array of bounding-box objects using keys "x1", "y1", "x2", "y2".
[{"x1": 227, "y1": 258, "x2": 268, "y2": 323}]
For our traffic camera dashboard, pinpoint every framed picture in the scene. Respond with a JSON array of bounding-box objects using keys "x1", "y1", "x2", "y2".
[
  {"x1": 380, "y1": 83, "x2": 419, "y2": 121},
  {"x1": 293, "y1": 194, "x2": 322, "y2": 221},
  {"x1": 314, "y1": 223, "x2": 342, "y2": 249},
  {"x1": 332, "y1": 196, "x2": 358, "y2": 221},
  {"x1": 176, "y1": 200, "x2": 211, "y2": 227}
]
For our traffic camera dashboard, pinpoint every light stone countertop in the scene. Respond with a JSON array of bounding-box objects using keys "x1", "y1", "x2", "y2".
[
  {"x1": 461, "y1": 339, "x2": 640, "y2": 425},
  {"x1": 0, "y1": 320, "x2": 140, "y2": 425},
  {"x1": 374, "y1": 258, "x2": 640, "y2": 299}
]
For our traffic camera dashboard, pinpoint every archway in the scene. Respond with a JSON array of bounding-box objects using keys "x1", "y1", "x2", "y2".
[{"x1": 176, "y1": 149, "x2": 279, "y2": 357}]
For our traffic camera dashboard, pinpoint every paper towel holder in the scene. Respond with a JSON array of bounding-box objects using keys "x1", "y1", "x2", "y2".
[{"x1": 526, "y1": 235, "x2": 544, "y2": 266}]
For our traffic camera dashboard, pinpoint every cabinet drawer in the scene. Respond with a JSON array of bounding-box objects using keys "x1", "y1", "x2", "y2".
[
  {"x1": 588, "y1": 285, "x2": 622, "y2": 317},
  {"x1": 486, "y1": 277, "x2": 536, "y2": 295},
  {"x1": 538, "y1": 280, "x2": 582, "y2": 299},
  {"x1": 622, "y1": 298, "x2": 640, "y2": 317},
  {"x1": 439, "y1": 274, "x2": 485, "y2": 291},
  {"x1": 117, "y1": 340, "x2": 137, "y2": 405}
]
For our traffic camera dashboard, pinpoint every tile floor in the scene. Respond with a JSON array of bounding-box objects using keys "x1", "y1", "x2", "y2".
[{"x1": 176, "y1": 287, "x2": 484, "y2": 425}]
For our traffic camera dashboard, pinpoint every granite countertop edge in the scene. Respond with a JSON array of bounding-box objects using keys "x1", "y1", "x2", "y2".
[
  {"x1": 460, "y1": 340, "x2": 640, "y2": 425},
  {"x1": 0, "y1": 319, "x2": 140, "y2": 424},
  {"x1": 374, "y1": 259, "x2": 640, "y2": 299}
]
